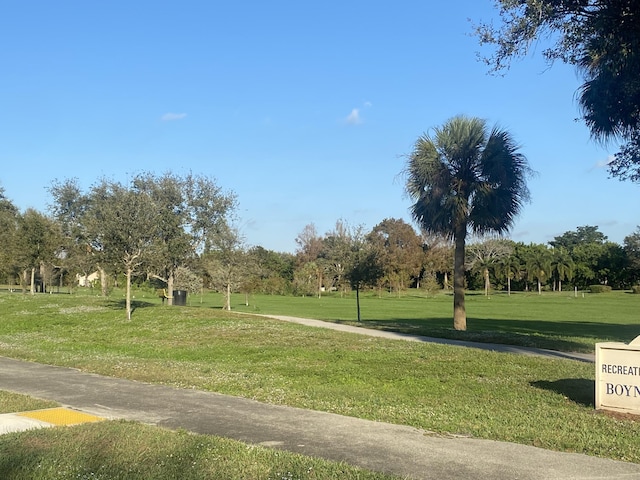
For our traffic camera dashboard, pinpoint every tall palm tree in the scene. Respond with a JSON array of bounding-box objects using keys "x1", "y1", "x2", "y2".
[
  {"x1": 525, "y1": 245, "x2": 552, "y2": 295},
  {"x1": 551, "y1": 247, "x2": 574, "y2": 292},
  {"x1": 497, "y1": 252, "x2": 521, "y2": 296},
  {"x1": 405, "y1": 115, "x2": 531, "y2": 330}
]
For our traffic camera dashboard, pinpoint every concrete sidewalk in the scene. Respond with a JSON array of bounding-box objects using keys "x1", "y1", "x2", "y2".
[{"x1": 1, "y1": 355, "x2": 639, "y2": 479}]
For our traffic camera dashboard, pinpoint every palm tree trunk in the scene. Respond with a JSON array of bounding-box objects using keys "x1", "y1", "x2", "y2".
[
  {"x1": 453, "y1": 225, "x2": 467, "y2": 331},
  {"x1": 484, "y1": 268, "x2": 490, "y2": 297}
]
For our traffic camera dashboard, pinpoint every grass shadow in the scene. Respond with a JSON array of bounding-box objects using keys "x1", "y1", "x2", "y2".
[
  {"x1": 530, "y1": 378, "x2": 594, "y2": 407},
  {"x1": 104, "y1": 299, "x2": 156, "y2": 315},
  {"x1": 334, "y1": 316, "x2": 640, "y2": 353},
  {"x1": 338, "y1": 317, "x2": 594, "y2": 353}
]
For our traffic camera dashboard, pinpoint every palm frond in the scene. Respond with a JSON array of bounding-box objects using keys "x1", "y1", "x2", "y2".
[{"x1": 405, "y1": 116, "x2": 531, "y2": 239}]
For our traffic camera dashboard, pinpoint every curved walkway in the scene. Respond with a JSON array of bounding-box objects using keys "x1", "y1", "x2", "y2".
[
  {"x1": 261, "y1": 314, "x2": 595, "y2": 363},
  {"x1": 2, "y1": 316, "x2": 634, "y2": 480}
]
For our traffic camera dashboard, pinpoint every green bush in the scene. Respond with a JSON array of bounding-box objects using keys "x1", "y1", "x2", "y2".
[
  {"x1": 632, "y1": 285, "x2": 640, "y2": 294},
  {"x1": 589, "y1": 284, "x2": 612, "y2": 293}
]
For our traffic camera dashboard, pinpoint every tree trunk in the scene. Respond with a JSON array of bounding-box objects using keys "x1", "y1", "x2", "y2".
[
  {"x1": 537, "y1": 279, "x2": 542, "y2": 295},
  {"x1": 167, "y1": 271, "x2": 175, "y2": 306},
  {"x1": 224, "y1": 282, "x2": 231, "y2": 310},
  {"x1": 30, "y1": 267, "x2": 36, "y2": 295},
  {"x1": 356, "y1": 286, "x2": 361, "y2": 322},
  {"x1": 453, "y1": 224, "x2": 467, "y2": 331},
  {"x1": 507, "y1": 276, "x2": 511, "y2": 296},
  {"x1": 484, "y1": 268, "x2": 490, "y2": 297},
  {"x1": 40, "y1": 263, "x2": 46, "y2": 293},
  {"x1": 99, "y1": 266, "x2": 108, "y2": 297},
  {"x1": 125, "y1": 267, "x2": 132, "y2": 320},
  {"x1": 559, "y1": 279, "x2": 562, "y2": 292}
]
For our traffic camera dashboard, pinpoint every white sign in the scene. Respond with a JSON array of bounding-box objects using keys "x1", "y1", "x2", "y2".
[{"x1": 595, "y1": 335, "x2": 640, "y2": 414}]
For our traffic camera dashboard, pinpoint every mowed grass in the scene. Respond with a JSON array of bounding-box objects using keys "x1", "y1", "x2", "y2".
[
  {"x1": 0, "y1": 392, "x2": 397, "y2": 480},
  {"x1": 228, "y1": 289, "x2": 640, "y2": 353},
  {"x1": 0, "y1": 290, "x2": 639, "y2": 466},
  {"x1": 0, "y1": 391, "x2": 58, "y2": 414},
  {"x1": 0, "y1": 411, "x2": 395, "y2": 480}
]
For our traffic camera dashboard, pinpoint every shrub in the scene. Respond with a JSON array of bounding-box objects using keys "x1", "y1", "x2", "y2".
[
  {"x1": 589, "y1": 285, "x2": 612, "y2": 293},
  {"x1": 632, "y1": 285, "x2": 640, "y2": 294}
]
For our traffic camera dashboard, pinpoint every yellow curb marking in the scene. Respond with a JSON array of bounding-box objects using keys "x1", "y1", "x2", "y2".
[{"x1": 17, "y1": 408, "x2": 103, "y2": 426}]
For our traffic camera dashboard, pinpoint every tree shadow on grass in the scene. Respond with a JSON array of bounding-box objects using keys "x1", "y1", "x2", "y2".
[
  {"x1": 333, "y1": 317, "x2": 593, "y2": 353},
  {"x1": 531, "y1": 378, "x2": 594, "y2": 407},
  {"x1": 104, "y1": 299, "x2": 156, "y2": 315},
  {"x1": 331, "y1": 316, "x2": 640, "y2": 353}
]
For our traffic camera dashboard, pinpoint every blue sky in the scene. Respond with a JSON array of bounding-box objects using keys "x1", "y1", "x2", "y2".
[{"x1": 1, "y1": 1, "x2": 637, "y2": 253}]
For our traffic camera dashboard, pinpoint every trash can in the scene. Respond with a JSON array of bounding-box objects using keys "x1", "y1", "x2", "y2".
[{"x1": 173, "y1": 290, "x2": 187, "y2": 306}]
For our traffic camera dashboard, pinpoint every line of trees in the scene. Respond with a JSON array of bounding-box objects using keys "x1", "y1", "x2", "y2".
[
  {"x1": 0, "y1": 173, "x2": 237, "y2": 319},
  {"x1": 1, "y1": 177, "x2": 639, "y2": 319}
]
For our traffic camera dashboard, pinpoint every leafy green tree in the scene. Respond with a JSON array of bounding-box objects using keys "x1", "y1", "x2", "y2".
[
  {"x1": 86, "y1": 179, "x2": 157, "y2": 319},
  {"x1": 550, "y1": 225, "x2": 607, "y2": 250},
  {"x1": 246, "y1": 246, "x2": 294, "y2": 295},
  {"x1": 0, "y1": 188, "x2": 19, "y2": 284},
  {"x1": 15, "y1": 209, "x2": 62, "y2": 294},
  {"x1": 203, "y1": 225, "x2": 250, "y2": 310},
  {"x1": 597, "y1": 242, "x2": 628, "y2": 289},
  {"x1": 550, "y1": 226, "x2": 611, "y2": 288},
  {"x1": 320, "y1": 220, "x2": 353, "y2": 295},
  {"x1": 475, "y1": 1, "x2": 640, "y2": 181},
  {"x1": 421, "y1": 236, "x2": 453, "y2": 290},
  {"x1": 133, "y1": 172, "x2": 236, "y2": 305},
  {"x1": 623, "y1": 227, "x2": 640, "y2": 285},
  {"x1": 368, "y1": 218, "x2": 424, "y2": 294},
  {"x1": 48, "y1": 178, "x2": 95, "y2": 291},
  {"x1": 572, "y1": 242, "x2": 604, "y2": 288},
  {"x1": 293, "y1": 261, "x2": 320, "y2": 297},
  {"x1": 294, "y1": 224, "x2": 325, "y2": 298},
  {"x1": 405, "y1": 115, "x2": 531, "y2": 330}
]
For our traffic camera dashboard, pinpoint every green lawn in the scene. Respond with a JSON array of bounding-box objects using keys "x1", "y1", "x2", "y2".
[
  {"x1": 0, "y1": 391, "x2": 58, "y2": 413},
  {"x1": 0, "y1": 415, "x2": 395, "y2": 480},
  {"x1": 225, "y1": 289, "x2": 640, "y2": 353},
  {"x1": 0, "y1": 290, "x2": 639, "y2": 466}
]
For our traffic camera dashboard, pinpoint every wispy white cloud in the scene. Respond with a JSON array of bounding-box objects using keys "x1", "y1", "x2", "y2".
[
  {"x1": 161, "y1": 112, "x2": 187, "y2": 121},
  {"x1": 345, "y1": 108, "x2": 362, "y2": 125},
  {"x1": 343, "y1": 101, "x2": 372, "y2": 125}
]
